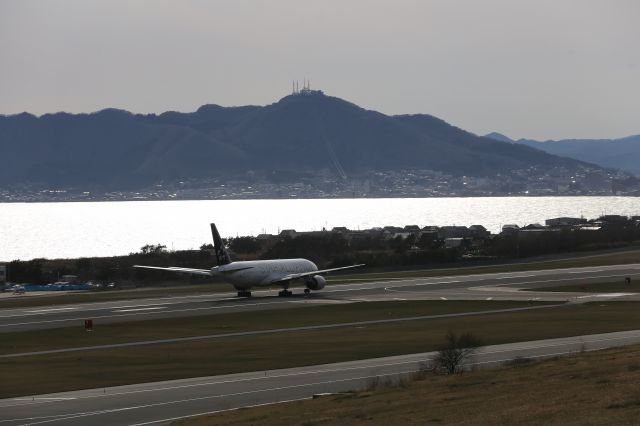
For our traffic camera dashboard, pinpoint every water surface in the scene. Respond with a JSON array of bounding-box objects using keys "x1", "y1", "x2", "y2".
[{"x1": 1, "y1": 197, "x2": 639, "y2": 260}]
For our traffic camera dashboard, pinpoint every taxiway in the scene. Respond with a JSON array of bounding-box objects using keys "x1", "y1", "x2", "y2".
[
  {"x1": 2, "y1": 329, "x2": 640, "y2": 426},
  {"x1": 2, "y1": 264, "x2": 639, "y2": 333}
]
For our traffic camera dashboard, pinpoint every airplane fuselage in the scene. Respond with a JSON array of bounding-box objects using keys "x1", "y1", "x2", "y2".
[{"x1": 213, "y1": 258, "x2": 318, "y2": 289}]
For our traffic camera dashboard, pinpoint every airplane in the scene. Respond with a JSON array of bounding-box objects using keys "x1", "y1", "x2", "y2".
[{"x1": 134, "y1": 224, "x2": 364, "y2": 297}]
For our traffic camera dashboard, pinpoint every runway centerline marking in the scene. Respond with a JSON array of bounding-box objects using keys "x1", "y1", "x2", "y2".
[
  {"x1": 112, "y1": 307, "x2": 167, "y2": 313},
  {"x1": 13, "y1": 397, "x2": 77, "y2": 401},
  {"x1": 108, "y1": 304, "x2": 170, "y2": 310},
  {"x1": 24, "y1": 307, "x2": 78, "y2": 314}
]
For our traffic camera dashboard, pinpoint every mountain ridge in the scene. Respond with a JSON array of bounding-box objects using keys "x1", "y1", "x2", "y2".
[
  {"x1": 0, "y1": 91, "x2": 609, "y2": 190},
  {"x1": 485, "y1": 132, "x2": 640, "y2": 176}
]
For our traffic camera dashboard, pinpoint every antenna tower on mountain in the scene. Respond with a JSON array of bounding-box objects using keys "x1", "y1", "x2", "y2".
[{"x1": 291, "y1": 78, "x2": 322, "y2": 95}]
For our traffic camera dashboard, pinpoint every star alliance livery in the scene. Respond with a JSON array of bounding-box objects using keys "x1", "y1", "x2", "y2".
[{"x1": 134, "y1": 224, "x2": 364, "y2": 297}]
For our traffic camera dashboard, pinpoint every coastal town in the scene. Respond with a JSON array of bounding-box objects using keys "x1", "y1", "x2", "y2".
[{"x1": 2, "y1": 166, "x2": 638, "y2": 202}]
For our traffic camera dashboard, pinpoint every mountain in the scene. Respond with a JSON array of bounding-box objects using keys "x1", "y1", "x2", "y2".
[
  {"x1": 485, "y1": 133, "x2": 640, "y2": 176},
  {"x1": 483, "y1": 132, "x2": 514, "y2": 143},
  {"x1": 0, "y1": 91, "x2": 602, "y2": 190}
]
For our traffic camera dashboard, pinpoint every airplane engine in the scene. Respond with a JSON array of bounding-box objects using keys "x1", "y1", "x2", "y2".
[{"x1": 305, "y1": 275, "x2": 326, "y2": 291}]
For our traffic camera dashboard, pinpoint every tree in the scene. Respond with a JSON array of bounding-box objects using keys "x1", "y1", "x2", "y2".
[
  {"x1": 434, "y1": 331, "x2": 483, "y2": 375},
  {"x1": 140, "y1": 244, "x2": 167, "y2": 254},
  {"x1": 228, "y1": 236, "x2": 262, "y2": 254}
]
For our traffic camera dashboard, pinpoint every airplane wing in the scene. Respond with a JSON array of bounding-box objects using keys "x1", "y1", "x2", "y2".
[
  {"x1": 270, "y1": 264, "x2": 365, "y2": 284},
  {"x1": 133, "y1": 265, "x2": 212, "y2": 276}
]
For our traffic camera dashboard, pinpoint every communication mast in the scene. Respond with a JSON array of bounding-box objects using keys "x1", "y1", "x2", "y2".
[{"x1": 291, "y1": 79, "x2": 319, "y2": 95}]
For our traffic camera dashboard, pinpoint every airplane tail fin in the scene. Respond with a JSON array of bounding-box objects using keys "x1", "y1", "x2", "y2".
[{"x1": 211, "y1": 223, "x2": 232, "y2": 265}]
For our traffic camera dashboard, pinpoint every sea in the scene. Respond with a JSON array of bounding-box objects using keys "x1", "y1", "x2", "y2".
[{"x1": 1, "y1": 196, "x2": 640, "y2": 261}]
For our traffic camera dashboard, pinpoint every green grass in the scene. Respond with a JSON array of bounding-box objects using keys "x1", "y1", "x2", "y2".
[
  {"x1": 3, "y1": 301, "x2": 640, "y2": 398},
  {"x1": 0, "y1": 300, "x2": 541, "y2": 355},
  {"x1": 529, "y1": 281, "x2": 640, "y2": 293},
  {"x1": 175, "y1": 344, "x2": 640, "y2": 426}
]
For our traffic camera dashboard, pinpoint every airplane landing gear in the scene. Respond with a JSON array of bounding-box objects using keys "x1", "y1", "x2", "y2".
[
  {"x1": 304, "y1": 288, "x2": 311, "y2": 295},
  {"x1": 237, "y1": 290, "x2": 252, "y2": 297},
  {"x1": 278, "y1": 289, "x2": 293, "y2": 297}
]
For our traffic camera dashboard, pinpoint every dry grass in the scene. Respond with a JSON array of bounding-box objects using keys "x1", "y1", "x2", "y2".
[
  {"x1": 529, "y1": 280, "x2": 639, "y2": 293},
  {"x1": 2, "y1": 301, "x2": 640, "y2": 398},
  {"x1": 0, "y1": 300, "x2": 538, "y2": 355},
  {"x1": 174, "y1": 344, "x2": 640, "y2": 426}
]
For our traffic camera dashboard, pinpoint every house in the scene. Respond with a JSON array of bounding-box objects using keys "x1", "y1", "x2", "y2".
[
  {"x1": 438, "y1": 226, "x2": 470, "y2": 239},
  {"x1": 279, "y1": 229, "x2": 298, "y2": 238},
  {"x1": 522, "y1": 223, "x2": 546, "y2": 230},
  {"x1": 403, "y1": 225, "x2": 421, "y2": 233},
  {"x1": 444, "y1": 237, "x2": 466, "y2": 248},
  {"x1": 545, "y1": 217, "x2": 587, "y2": 227},
  {"x1": 468, "y1": 225, "x2": 489, "y2": 238},
  {"x1": 501, "y1": 224, "x2": 520, "y2": 235},
  {"x1": 331, "y1": 227, "x2": 350, "y2": 234}
]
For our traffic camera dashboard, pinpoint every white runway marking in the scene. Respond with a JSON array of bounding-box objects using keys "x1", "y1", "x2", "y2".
[
  {"x1": 112, "y1": 307, "x2": 167, "y2": 313},
  {"x1": 440, "y1": 297, "x2": 448, "y2": 300},
  {"x1": 594, "y1": 293, "x2": 635, "y2": 297},
  {"x1": 496, "y1": 274, "x2": 537, "y2": 279},
  {"x1": 25, "y1": 307, "x2": 78, "y2": 314},
  {"x1": 14, "y1": 397, "x2": 77, "y2": 401},
  {"x1": 109, "y1": 303, "x2": 170, "y2": 310}
]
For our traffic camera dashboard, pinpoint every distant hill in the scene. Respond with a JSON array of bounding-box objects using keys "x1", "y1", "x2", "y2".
[
  {"x1": 483, "y1": 132, "x2": 514, "y2": 143},
  {"x1": 0, "y1": 91, "x2": 602, "y2": 190},
  {"x1": 485, "y1": 132, "x2": 640, "y2": 176}
]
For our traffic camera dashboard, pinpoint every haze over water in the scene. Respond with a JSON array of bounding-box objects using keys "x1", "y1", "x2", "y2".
[{"x1": 1, "y1": 196, "x2": 640, "y2": 261}]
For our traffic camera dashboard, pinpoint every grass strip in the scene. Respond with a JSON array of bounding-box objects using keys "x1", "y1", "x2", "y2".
[
  {"x1": 0, "y1": 300, "x2": 540, "y2": 355},
  {"x1": 529, "y1": 280, "x2": 640, "y2": 293},
  {"x1": 2, "y1": 304, "x2": 560, "y2": 358},
  {"x1": 2, "y1": 301, "x2": 640, "y2": 398},
  {"x1": 333, "y1": 249, "x2": 640, "y2": 283},
  {"x1": 175, "y1": 344, "x2": 640, "y2": 426},
  {"x1": 0, "y1": 283, "x2": 229, "y2": 309}
]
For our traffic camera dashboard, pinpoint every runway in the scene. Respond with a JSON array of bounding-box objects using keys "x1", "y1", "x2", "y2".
[
  {"x1": 2, "y1": 329, "x2": 640, "y2": 426},
  {"x1": 3, "y1": 264, "x2": 640, "y2": 425},
  {"x1": 2, "y1": 263, "x2": 640, "y2": 333}
]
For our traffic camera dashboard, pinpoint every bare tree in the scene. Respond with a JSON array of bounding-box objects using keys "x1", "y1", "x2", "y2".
[{"x1": 434, "y1": 331, "x2": 483, "y2": 374}]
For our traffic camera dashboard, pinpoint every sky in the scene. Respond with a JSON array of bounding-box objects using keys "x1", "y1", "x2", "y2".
[{"x1": 1, "y1": 0, "x2": 638, "y2": 140}]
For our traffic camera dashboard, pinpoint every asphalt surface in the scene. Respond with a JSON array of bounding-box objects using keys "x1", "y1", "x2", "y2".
[
  {"x1": 2, "y1": 263, "x2": 640, "y2": 333},
  {"x1": 3, "y1": 329, "x2": 640, "y2": 426}
]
